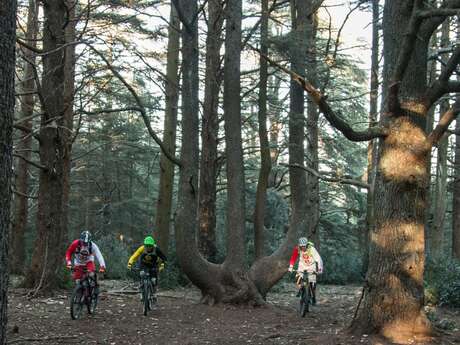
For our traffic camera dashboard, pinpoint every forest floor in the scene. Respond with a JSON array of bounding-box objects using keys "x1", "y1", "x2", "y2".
[{"x1": 5, "y1": 279, "x2": 460, "y2": 345}]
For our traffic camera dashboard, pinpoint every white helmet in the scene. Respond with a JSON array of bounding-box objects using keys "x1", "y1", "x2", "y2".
[{"x1": 298, "y1": 237, "x2": 308, "y2": 246}]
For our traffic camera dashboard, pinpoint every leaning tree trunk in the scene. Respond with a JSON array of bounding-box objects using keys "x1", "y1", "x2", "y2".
[
  {"x1": 351, "y1": 0, "x2": 433, "y2": 340},
  {"x1": 0, "y1": 0, "x2": 16, "y2": 341},
  {"x1": 253, "y1": 0, "x2": 271, "y2": 259},
  {"x1": 10, "y1": 0, "x2": 38, "y2": 274},
  {"x1": 198, "y1": 0, "x2": 223, "y2": 262},
  {"x1": 24, "y1": 0, "x2": 67, "y2": 290},
  {"x1": 155, "y1": 4, "x2": 180, "y2": 255}
]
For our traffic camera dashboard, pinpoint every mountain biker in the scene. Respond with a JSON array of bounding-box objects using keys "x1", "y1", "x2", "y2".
[
  {"x1": 65, "y1": 230, "x2": 106, "y2": 289},
  {"x1": 127, "y1": 236, "x2": 167, "y2": 291},
  {"x1": 288, "y1": 237, "x2": 323, "y2": 304}
]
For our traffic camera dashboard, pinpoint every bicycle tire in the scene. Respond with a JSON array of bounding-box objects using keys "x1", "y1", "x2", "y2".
[
  {"x1": 142, "y1": 280, "x2": 150, "y2": 316},
  {"x1": 299, "y1": 287, "x2": 308, "y2": 317},
  {"x1": 70, "y1": 287, "x2": 84, "y2": 320},
  {"x1": 87, "y1": 286, "x2": 98, "y2": 314}
]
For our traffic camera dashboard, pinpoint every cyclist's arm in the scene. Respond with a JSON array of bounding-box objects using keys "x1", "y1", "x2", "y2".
[
  {"x1": 128, "y1": 245, "x2": 144, "y2": 267},
  {"x1": 92, "y1": 242, "x2": 106, "y2": 268},
  {"x1": 65, "y1": 240, "x2": 79, "y2": 264},
  {"x1": 289, "y1": 246, "x2": 299, "y2": 268},
  {"x1": 311, "y1": 247, "x2": 323, "y2": 273}
]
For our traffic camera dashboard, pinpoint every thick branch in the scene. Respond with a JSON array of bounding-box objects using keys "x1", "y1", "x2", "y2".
[
  {"x1": 428, "y1": 105, "x2": 460, "y2": 146},
  {"x1": 250, "y1": 45, "x2": 387, "y2": 141},
  {"x1": 86, "y1": 43, "x2": 181, "y2": 167}
]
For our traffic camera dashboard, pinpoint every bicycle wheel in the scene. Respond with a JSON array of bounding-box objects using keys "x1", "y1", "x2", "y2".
[
  {"x1": 299, "y1": 287, "x2": 308, "y2": 317},
  {"x1": 142, "y1": 280, "x2": 150, "y2": 316},
  {"x1": 148, "y1": 281, "x2": 157, "y2": 309},
  {"x1": 87, "y1": 286, "x2": 98, "y2": 314},
  {"x1": 302, "y1": 285, "x2": 310, "y2": 316},
  {"x1": 70, "y1": 287, "x2": 84, "y2": 320}
]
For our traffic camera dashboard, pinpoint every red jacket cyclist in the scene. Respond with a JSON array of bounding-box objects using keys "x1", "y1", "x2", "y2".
[{"x1": 65, "y1": 230, "x2": 106, "y2": 283}]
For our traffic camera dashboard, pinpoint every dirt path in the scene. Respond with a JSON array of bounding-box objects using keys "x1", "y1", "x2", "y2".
[{"x1": 5, "y1": 282, "x2": 460, "y2": 345}]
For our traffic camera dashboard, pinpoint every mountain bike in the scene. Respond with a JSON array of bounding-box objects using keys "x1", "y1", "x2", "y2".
[
  {"x1": 296, "y1": 270, "x2": 316, "y2": 317},
  {"x1": 70, "y1": 266, "x2": 99, "y2": 320},
  {"x1": 131, "y1": 268, "x2": 158, "y2": 316}
]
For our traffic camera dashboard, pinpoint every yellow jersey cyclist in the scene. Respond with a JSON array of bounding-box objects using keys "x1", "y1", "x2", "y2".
[{"x1": 127, "y1": 236, "x2": 167, "y2": 292}]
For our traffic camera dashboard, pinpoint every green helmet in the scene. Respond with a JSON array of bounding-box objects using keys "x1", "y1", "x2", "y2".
[{"x1": 144, "y1": 236, "x2": 156, "y2": 246}]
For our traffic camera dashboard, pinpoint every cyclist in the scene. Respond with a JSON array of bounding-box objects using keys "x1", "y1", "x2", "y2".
[
  {"x1": 65, "y1": 230, "x2": 106, "y2": 290},
  {"x1": 288, "y1": 237, "x2": 323, "y2": 304},
  {"x1": 127, "y1": 236, "x2": 167, "y2": 296}
]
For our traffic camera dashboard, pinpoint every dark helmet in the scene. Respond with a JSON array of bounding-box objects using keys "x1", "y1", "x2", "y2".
[{"x1": 80, "y1": 230, "x2": 92, "y2": 244}]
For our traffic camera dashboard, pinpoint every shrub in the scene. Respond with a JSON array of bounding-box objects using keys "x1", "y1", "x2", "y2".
[{"x1": 425, "y1": 258, "x2": 460, "y2": 307}]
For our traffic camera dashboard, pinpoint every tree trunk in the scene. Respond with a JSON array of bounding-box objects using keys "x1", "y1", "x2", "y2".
[
  {"x1": 305, "y1": 3, "x2": 320, "y2": 247},
  {"x1": 155, "y1": 4, "x2": 180, "y2": 255},
  {"x1": 24, "y1": 0, "x2": 67, "y2": 290},
  {"x1": 268, "y1": 75, "x2": 282, "y2": 167},
  {"x1": 223, "y1": 0, "x2": 246, "y2": 270},
  {"x1": 453, "y1": 116, "x2": 460, "y2": 259},
  {"x1": 10, "y1": 0, "x2": 38, "y2": 274},
  {"x1": 61, "y1": 0, "x2": 76, "y2": 244},
  {"x1": 429, "y1": 18, "x2": 450, "y2": 260},
  {"x1": 363, "y1": 0, "x2": 379, "y2": 275},
  {"x1": 351, "y1": 1, "x2": 432, "y2": 340},
  {"x1": 198, "y1": 0, "x2": 223, "y2": 262},
  {"x1": 0, "y1": 0, "x2": 16, "y2": 341},
  {"x1": 288, "y1": 0, "x2": 308, "y2": 239},
  {"x1": 253, "y1": 0, "x2": 271, "y2": 259}
]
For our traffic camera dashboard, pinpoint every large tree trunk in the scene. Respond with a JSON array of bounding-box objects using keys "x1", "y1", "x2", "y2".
[
  {"x1": 10, "y1": 0, "x2": 38, "y2": 274},
  {"x1": 253, "y1": 0, "x2": 271, "y2": 259},
  {"x1": 198, "y1": 0, "x2": 223, "y2": 262},
  {"x1": 305, "y1": 3, "x2": 320, "y2": 247},
  {"x1": 24, "y1": 0, "x2": 67, "y2": 290},
  {"x1": 351, "y1": 1, "x2": 432, "y2": 340},
  {"x1": 0, "y1": 0, "x2": 16, "y2": 341},
  {"x1": 155, "y1": 4, "x2": 180, "y2": 255}
]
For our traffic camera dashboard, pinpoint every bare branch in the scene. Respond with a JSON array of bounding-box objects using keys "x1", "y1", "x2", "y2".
[
  {"x1": 13, "y1": 153, "x2": 47, "y2": 170},
  {"x1": 249, "y1": 45, "x2": 388, "y2": 141},
  {"x1": 281, "y1": 163, "x2": 369, "y2": 189}
]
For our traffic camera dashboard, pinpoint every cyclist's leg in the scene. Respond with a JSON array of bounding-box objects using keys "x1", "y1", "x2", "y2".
[
  {"x1": 73, "y1": 265, "x2": 83, "y2": 286},
  {"x1": 310, "y1": 282, "x2": 316, "y2": 304},
  {"x1": 295, "y1": 272, "x2": 302, "y2": 297}
]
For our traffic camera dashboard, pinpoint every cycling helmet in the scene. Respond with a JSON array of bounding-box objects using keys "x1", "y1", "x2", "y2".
[
  {"x1": 298, "y1": 237, "x2": 308, "y2": 246},
  {"x1": 80, "y1": 230, "x2": 92, "y2": 244},
  {"x1": 144, "y1": 236, "x2": 156, "y2": 246}
]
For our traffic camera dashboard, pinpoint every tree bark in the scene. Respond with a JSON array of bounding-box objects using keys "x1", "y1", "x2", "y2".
[
  {"x1": 10, "y1": 0, "x2": 38, "y2": 274},
  {"x1": 61, "y1": 0, "x2": 77, "y2": 244},
  {"x1": 305, "y1": 2, "x2": 320, "y2": 247},
  {"x1": 198, "y1": 0, "x2": 223, "y2": 262},
  {"x1": 363, "y1": 0, "x2": 379, "y2": 275},
  {"x1": 429, "y1": 18, "x2": 450, "y2": 260},
  {"x1": 453, "y1": 117, "x2": 460, "y2": 259},
  {"x1": 155, "y1": 4, "x2": 180, "y2": 255},
  {"x1": 288, "y1": 0, "x2": 308, "y2": 240},
  {"x1": 253, "y1": 0, "x2": 271, "y2": 259},
  {"x1": 24, "y1": 0, "x2": 67, "y2": 290},
  {"x1": 351, "y1": 0, "x2": 433, "y2": 340},
  {"x1": 0, "y1": 0, "x2": 16, "y2": 341},
  {"x1": 223, "y1": 0, "x2": 246, "y2": 270}
]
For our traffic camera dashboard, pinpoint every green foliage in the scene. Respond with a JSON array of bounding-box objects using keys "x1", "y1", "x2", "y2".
[
  {"x1": 425, "y1": 258, "x2": 460, "y2": 307},
  {"x1": 97, "y1": 234, "x2": 130, "y2": 279}
]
